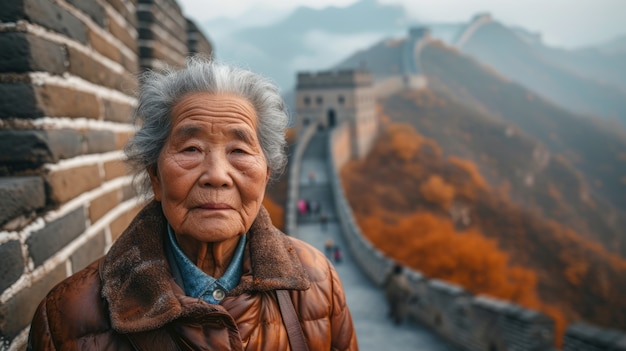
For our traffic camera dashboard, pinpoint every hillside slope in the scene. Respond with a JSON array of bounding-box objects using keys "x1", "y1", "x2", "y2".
[
  {"x1": 341, "y1": 123, "x2": 626, "y2": 336},
  {"x1": 460, "y1": 22, "x2": 626, "y2": 121},
  {"x1": 382, "y1": 86, "x2": 626, "y2": 259},
  {"x1": 419, "y1": 42, "x2": 626, "y2": 223}
]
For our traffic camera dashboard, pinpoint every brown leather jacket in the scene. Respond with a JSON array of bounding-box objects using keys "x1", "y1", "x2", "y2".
[{"x1": 28, "y1": 201, "x2": 357, "y2": 350}]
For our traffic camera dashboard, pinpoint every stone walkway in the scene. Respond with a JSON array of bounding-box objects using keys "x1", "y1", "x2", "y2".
[{"x1": 294, "y1": 132, "x2": 456, "y2": 351}]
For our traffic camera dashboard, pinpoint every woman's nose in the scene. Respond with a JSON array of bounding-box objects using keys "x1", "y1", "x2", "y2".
[{"x1": 198, "y1": 152, "x2": 233, "y2": 188}]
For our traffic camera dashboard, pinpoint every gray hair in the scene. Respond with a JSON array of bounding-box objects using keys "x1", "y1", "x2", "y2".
[{"x1": 125, "y1": 57, "x2": 289, "y2": 196}]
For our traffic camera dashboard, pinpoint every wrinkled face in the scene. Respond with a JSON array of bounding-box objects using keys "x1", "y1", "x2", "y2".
[{"x1": 150, "y1": 93, "x2": 270, "y2": 243}]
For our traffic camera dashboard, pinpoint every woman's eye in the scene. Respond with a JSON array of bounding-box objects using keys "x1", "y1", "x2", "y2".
[
  {"x1": 183, "y1": 146, "x2": 200, "y2": 153},
  {"x1": 232, "y1": 148, "x2": 246, "y2": 154}
]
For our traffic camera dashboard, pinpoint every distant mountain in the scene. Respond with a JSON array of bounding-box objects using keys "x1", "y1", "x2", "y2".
[
  {"x1": 202, "y1": 0, "x2": 409, "y2": 91},
  {"x1": 419, "y1": 42, "x2": 626, "y2": 216},
  {"x1": 592, "y1": 34, "x2": 626, "y2": 54},
  {"x1": 459, "y1": 21, "x2": 626, "y2": 121}
]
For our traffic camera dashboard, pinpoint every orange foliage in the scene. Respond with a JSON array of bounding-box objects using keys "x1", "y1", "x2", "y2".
[
  {"x1": 448, "y1": 156, "x2": 488, "y2": 189},
  {"x1": 386, "y1": 123, "x2": 423, "y2": 161},
  {"x1": 358, "y1": 210, "x2": 540, "y2": 307},
  {"x1": 263, "y1": 196, "x2": 284, "y2": 231},
  {"x1": 419, "y1": 175, "x2": 455, "y2": 209}
]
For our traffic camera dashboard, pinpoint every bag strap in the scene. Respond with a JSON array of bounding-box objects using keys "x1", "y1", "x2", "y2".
[{"x1": 276, "y1": 290, "x2": 309, "y2": 351}]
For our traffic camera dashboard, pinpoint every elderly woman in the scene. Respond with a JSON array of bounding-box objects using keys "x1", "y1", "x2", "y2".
[{"x1": 28, "y1": 58, "x2": 357, "y2": 350}]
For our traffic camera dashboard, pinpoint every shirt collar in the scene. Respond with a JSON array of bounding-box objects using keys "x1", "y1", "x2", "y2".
[{"x1": 166, "y1": 224, "x2": 246, "y2": 304}]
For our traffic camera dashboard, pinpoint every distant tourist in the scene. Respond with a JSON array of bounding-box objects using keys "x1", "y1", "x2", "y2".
[
  {"x1": 333, "y1": 246, "x2": 343, "y2": 264},
  {"x1": 298, "y1": 198, "x2": 308, "y2": 216},
  {"x1": 324, "y1": 237, "x2": 334, "y2": 258},
  {"x1": 384, "y1": 264, "x2": 414, "y2": 325}
]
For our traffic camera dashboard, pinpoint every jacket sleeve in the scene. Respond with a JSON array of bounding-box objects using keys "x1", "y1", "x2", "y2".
[
  {"x1": 329, "y1": 263, "x2": 358, "y2": 351},
  {"x1": 27, "y1": 298, "x2": 57, "y2": 351}
]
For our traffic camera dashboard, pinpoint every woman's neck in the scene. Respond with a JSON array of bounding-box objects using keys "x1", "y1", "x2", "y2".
[{"x1": 175, "y1": 234, "x2": 241, "y2": 278}]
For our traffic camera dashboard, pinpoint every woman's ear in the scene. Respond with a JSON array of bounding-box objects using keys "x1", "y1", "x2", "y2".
[
  {"x1": 266, "y1": 167, "x2": 271, "y2": 183},
  {"x1": 148, "y1": 166, "x2": 162, "y2": 201}
]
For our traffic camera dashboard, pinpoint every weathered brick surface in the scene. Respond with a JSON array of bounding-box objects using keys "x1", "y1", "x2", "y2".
[
  {"x1": 103, "y1": 98, "x2": 135, "y2": 123},
  {"x1": 121, "y1": 53, "x2": 140, "y2": 77},
  {"x1": 115, "y1": 130, "x2": 134, "y2": 150},
  {"x1": 87, "y1": 26, "x2": 121, "y2": 65},
  {"x1": 66, "y1": 0, "x2": 106, "y2": 28},
  {"x1": 0, "y1": 129, "x2": 81, "y2": 166},
  {"x1": 0, "y1": 83, "x2": 42, "y2": 119},
  {"x1": 0, "y1": 262, "x2": 66, "y2": 343},
  {"x1": 186, "y1": 19, "x2": 213, "y2": 57},
  {"x1": 107, "y1": 12, "x2": 138, "y2": 55},
  {"x1": 105, "y1": 0, "x2": 138, "y2": 28},
  {"x1": 103, "y1": 158, "x2": 128, "y2": 181},
  {"x1": 109, "y1": 203, "x2": 141, "y2": 241},
  {"x1": 33, "y1": 84, "x2": 100, "y2": 119},
  {"x1": 139, "y1": 35, "x2": 186, "y2": 67},
  {"x1": 85, "y1": 129, "x2": 118, "y2": 154},
  {"x1": 46, "y1": 164, "x2": 101, "y2": 205},
  {"x1": 0, "y1": 176, "x2": 45, "y2": 226},
  {"x1": 22, "y1": 0, "x2": 88, "y2": 44},
  {"x1": 70, "y1": 229, "x2": 105, "y2": 273},
  {"x1": 89, "y1": 188, "x2": 120, "y2": 223},
  {"x1": 0, "y1": 240, "x2": 25, "y2": 292},
  {"x1": 27, "y1": 206, "x2": 86, "y2": 267},
  {"x1": 67, "y1": 46, "x2": 133, "y2": 91},
  {"x1": 0, "y1": 32, "x2": 67, "y2": 74}
]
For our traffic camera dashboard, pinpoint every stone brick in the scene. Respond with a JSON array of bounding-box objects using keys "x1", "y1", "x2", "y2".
[
  {"x1": 85, "y1": 129, "x2": 117, "y2": 154},
  {"x1": 66, "y1": 0, "x2": 106, "y2": 28},
  {"x1": 67, "y1": 46, "x2": 128, "y2": 91},
  {"x1": 107, "y1": 12, "x2": 137, "y2": 55},
  {"x1": 0, "y1": 240, "x2": 25, "y2": 292},
  {"x1": 105, "y1": 0, "x2": 138, "y2": 28},
  {"x1": 0, "y1": 83, "x2": 42, "y2": 119},
  {"x1": 70, "y1": 229, "x2": 105, "y2": 273},
  {"x1": 18, "y1": 0, "x2": 88, "y2": 44},
  {"x1": 0, "y1": 261, "x2": 66, "y2": 342},
  {"x1": 0, "y1": 32, "x2": 67, "y2": 74},
  {"x1": 33, "y1": 84, "x2": 101, "y2": 119},
  {"x1": 46, "y1": 164, "x2": 101, "y2": 205},
  {"x1": 103, "y1": 158, "x2": 128, "y2": 181},
  {"x1": 86, "y1": 27, "x2": 122, "y2": 67},
  {"x1": 109, "y1": 203, "x2": 141, "y2": 241},
  {"x1": 120, "y1": 52, "x2": 140, "y2": 75},
  {"x1": 0, "y1": 177, "x2": 45, "y2": 226},
  {"x1": 186, "y1": 19, "x2": 213, "y2": 57},
  {"x1": 115, "y1": 130, "x2": 134, "y2": 150},
  {"x1": 0, "y1": 129, "x2": 82, "y2": 166},
  {"x1": 103, "y1": 98, "x2": 135, "y2": 123},
  {"x1": 88, "y1": 188, "x2": 120, "y2": 223},
  {"x1": 27, "y1": 206, "x2": 86, "y2": 267}
]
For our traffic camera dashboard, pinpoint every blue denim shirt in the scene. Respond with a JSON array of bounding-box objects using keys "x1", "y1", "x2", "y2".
[{"x1": 165, "y1": 224, "x2": 246, "y2": 304}]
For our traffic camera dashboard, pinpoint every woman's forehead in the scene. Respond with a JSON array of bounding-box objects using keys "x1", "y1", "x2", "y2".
[{"x1": 170, "y1": 92, "x2": 258, "y2": 129}]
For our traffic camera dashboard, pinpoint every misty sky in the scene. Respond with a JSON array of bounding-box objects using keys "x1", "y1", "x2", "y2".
[{"x1": 179, "y1": 0, "x2": 626, "y2": 49}]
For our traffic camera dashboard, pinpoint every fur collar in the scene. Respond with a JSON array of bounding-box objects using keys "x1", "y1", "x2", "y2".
[{"x1": 100, "y1": 201, "x2": 310, "y2": 333}]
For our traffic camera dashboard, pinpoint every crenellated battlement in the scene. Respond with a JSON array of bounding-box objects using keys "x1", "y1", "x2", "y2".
[{"x1": 296, "y1": 69, "x2": 373, "y2": 89}]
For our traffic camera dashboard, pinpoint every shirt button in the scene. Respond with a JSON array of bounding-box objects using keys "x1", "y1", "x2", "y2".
[{"x1": 213, "y1": 288, "x2": 226, "y2": 301}]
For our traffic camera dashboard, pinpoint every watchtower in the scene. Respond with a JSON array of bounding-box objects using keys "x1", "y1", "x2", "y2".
[{"x1": 295, "y1": 69, "x2": 378, "y2": 159}]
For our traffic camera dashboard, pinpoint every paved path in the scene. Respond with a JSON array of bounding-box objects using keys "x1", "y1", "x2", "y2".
[{"x1": 294, "y1": 132, "x2": 456, "y2": 351}]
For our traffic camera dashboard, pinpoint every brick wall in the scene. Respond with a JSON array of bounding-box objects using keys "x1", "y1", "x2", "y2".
[{"x1": 0, "y1": 1, "x2": 212, "y2": 349}]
